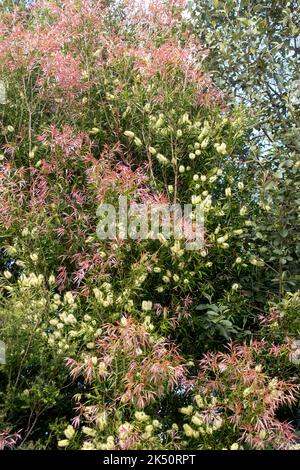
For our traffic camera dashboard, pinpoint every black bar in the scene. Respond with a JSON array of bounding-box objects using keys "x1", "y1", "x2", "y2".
[{"x1": 0, "y1": 450, "x2": 299, "y2": 467}]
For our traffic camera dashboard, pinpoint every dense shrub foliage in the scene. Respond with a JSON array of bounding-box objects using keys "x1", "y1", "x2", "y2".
[{"x1": 0, "y1": 0, "x2": 299, "y2": 450}]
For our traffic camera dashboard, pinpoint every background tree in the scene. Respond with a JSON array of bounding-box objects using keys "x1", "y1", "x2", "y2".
[
  {"x1": 191, "y1": 0, "x2": 300, "y2": 152},
  {"x1": 190, "y1": 0, "x2": 300, "y2": 298}
]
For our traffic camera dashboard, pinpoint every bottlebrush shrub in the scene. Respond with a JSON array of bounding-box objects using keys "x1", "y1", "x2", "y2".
[
  {"x1": 0, "y1": 0, "x2": 298, "y2": 449},
  {"x1": 66, "y1": 316, "x2": 188, "y2": 409},
  {"x1": 59, "y1": 339, "x2": 298, "y2": 450},
  {"x1": 59, "y1": 315, "x2": 189, "y2": 450},
  {"x1": 181, "y1": 342, "x2": 298, "y2": 450}
]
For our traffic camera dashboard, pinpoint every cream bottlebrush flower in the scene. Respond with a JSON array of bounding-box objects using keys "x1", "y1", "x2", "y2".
[
  {"x1": 183, "y1": 424, "x2": 194, "y2": 437},
  {"x1": 195, "y1": 395, "x2": 204, "y2": 408},
  {"x1": 191, "y1": 195, "x2": 201, "y2": 204},
  {"x1": 94, "y1": 328, "x2": 102, "y2": 338},
  {"x1": 142, "y1": 300, "x2": 152, "y2": 311},
  {"x1": 198, "y1": 124, "x2": 210, "y2": 141},
  {"x1": 135, "y1": 411, "x2": 149, "y2": 422},
  {"x1": 58, "y1": 439, "x2": 70, "y2": 448},
  {"x1": 240, "y1": 206, "x2": 248, "y2": 216},
  {"x1": 82, "y1": 427, "x2": 97, "y2": 437},
  {"x1": 180, "y1": 405, "x2": 193, "y2": 416},
  {"x1": 148, "y1": 146, "x2": 157, "y2": 155},
  {"x1": 200, "y1": 137, "x2": 209, "y2": 149},
  {"x1": 152, "y1": 420, "x2": 161, "y2": 429},
  {"x1": 145, "y1": 424, "x2": 154, "y2": 435},
  {"x1": 119, "y1": 422, "x2": 134, "y2": 438},
  {"x1": 203, "y1": 195, "x2": 212, "y2": 209},
  {"x1": 3, "y1": 271, "x2": 12, "y2": 279},
  {"x1": 48, "y1": 274, "x2": 56, "y2": 285},
  {"x1": 96, "y1": 412, "x2": 108, "y2": 431},
  {"x1": 15, "y1": 260, "x2": 25, "y2": 267},
  {"x1": 106, "y1": 436, "x2": 115, "y2": 449},
  {"x1": 231, "y1": 283, "x2": 240, "y2": 291},
  {"x1": 191, "y1": 415, "x2": 203, "y2": 427},
  {"x1": 89, "y1": 127, "x2": 100, "y2": 134},
  {"x1": 170, "y1": 241, "x2": 184, "y2": 257},
  {"x1": 182, "y1": 112, "x2": 190, "y2": 124},
  {"x1": 124, "y1": 130, "x2": 135, "y2": 139},
  {"x1": 82, "y1": 442, "x2": 95, "y2": 450},
  {"x1": 230, "y1": 443, "x2": 239, "y2": 450},
  {"x1": 21, "y1": 227, "x2": 29, "y2": 236},
  {"x1": 250, "y1": 257, "x2": 264, "y2": 267},
  {"x1": 189, "y1": 152, "x2": 196, "y2": 160},
  {"x1": 157, "y1": 233, "x2": 168, "y2": 245},
  {"x1": 98, "y1": 361, "x2": 107, "y2": 376},
  {"x1": 214, "y1": 142, "x2": 227, "y2": 155},
  {"x1": 179, "y1": 165, "x2": 185, "y2": 173},
  {"x1": 106, "y1": 93, "x2": 115, "y2": 100},
  {"x1": 30, "y1": 253, "x2": 38, "y2": 262},
  {"x1": 154, "y1": 114, "x2": 164, "y2": 129},
  {"x1": 134, "y1": 137, "x2": 142, "y2": 147},
  {"x1": 64, "y1": 425, "x2": 75, "y2": 440},
  {"x1": 64, "y1": 314, "x2": 77, "y2": 325},
  {"x1": 217, "y1": 234, "x2": 228, "y2": 244},
  {"x1": 225, "y1": 187, "x2": 232, "y2": 197},
  {"x1": 64, "y1": 291, "x2": 74, "y2": 305},
  {"x1": 156, "y1": 153, "x2": 169, "y2": 164},
  {"x1": 93, "y1": 287, "x2": 101, "y2": 300},
  {"x1": 6, "y1": 246, "x2": 17, "y2": 255},
  {"x1": 213, "y1": 416, "x2": 223, "y2": 430}
]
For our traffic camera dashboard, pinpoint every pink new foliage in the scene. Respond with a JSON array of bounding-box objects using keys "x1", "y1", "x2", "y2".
[
  {"x1": 198, "y1": 341, "x2": 298, "y2": 449},
  {"x1": 0, "y1": 430, "x2": 21, "y2": 450},
  {"x1": 66, "y1": 316, "x2": 188, "y2": 409},
  {"x1": 0, "y1": 0, "x2": 222, "y2": 106},
  {"x1": 0, "y1": 0, "x2": 105, "y2": 72},
  {"x1": 39, "y1": 52, "x2": 84, "y2": 92},
  {"x1": 37, "y1": 125, "x2": 90, "y2": 160}
]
